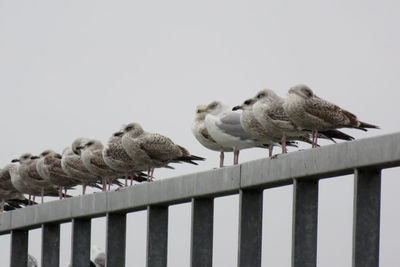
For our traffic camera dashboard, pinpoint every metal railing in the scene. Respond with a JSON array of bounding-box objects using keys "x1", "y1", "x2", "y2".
[{"x1": 1, "y1": 132, "x2": 399, "y2": 267}]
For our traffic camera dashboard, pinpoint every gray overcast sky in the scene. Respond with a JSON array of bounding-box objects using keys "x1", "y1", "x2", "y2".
[{"x1": 1, "y1": 0, "x2": 400, "y2": 266}]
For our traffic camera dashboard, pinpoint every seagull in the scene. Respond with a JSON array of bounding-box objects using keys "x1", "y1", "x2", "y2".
[
  {"x1": 78, "y1": 139, "x2": 124, "y2": 191},
  {"x1": 91, "y1": 245, "x2": 105, "y2": 267},
  {"x1": 283, "y1": 84, "x2": 379, "y2": 147},
  {"x1": 28, "y1": 254, "x2": 38, "y2": 267},
  {"x1": 61, "y1": 144, "x2": 101, "y2": 195},
  {"x1": 36, "y1": 150, "x2": 81, "y2": 199},
  {"x1": 121, "y1": 122, "x2": 205, "y2": 180},
  {"x1": 103, "y1": 131, "x2": 147, "y2": 186},
  {"x1": 203, "y1": 101, "x2": 268, "y2": 165},
  {"x1": 11, "y1": 153, "x2": 60, "y2": 203},
  {"x1": 192, "y1": 104, "x2": 233, "y2": 168},
  {"x1": 252, "y1": 89, "x2": 355, "y2": 153},
  {"x1": 0, "y1": 166, "x2": 31, "y2": 211},
  {"x1": 232, "y1": 98, "x2": 286, "y2": 157}
]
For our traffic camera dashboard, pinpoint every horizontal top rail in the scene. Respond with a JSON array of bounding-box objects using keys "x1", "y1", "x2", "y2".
[{"x1": 0, "y1": 132, "x2": 399, "y2": 234}]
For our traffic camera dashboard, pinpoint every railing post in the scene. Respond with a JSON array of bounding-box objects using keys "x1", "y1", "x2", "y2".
[
  {"x1": 190, "y1": 198, "x2": 214, "y2": 267},
  {"x1": 41, "y1": 223, "x2": 60, "y2": 267},
  {"x1": 237, "y1": 189, "x2": 263, "y2": 267},
  {"x1": 352, "y1": 168, "x2": 381, "y2": 267},
  {"x1": 71, "y1": 218, "x2": 91, "y2": 267},
  {"x1": 146, "y1": 205, "x2": 168, "y2": 267},
  {"x1": 292, "y1": 179, "x2": 318, "y2": 267},
  {"x1": 106, "y1": 213, "x2": 126, "y2": 267},
  {"x1": 10, "y1": 230, "x2": 28, "y2": 267}
]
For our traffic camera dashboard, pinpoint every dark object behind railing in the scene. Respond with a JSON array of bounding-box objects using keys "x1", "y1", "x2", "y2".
[{"x1": 2, "y1": 132, "x2": 399, "y2": 267}]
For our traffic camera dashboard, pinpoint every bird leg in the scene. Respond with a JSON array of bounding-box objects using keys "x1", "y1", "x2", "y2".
[
  {"x1": 269, "y1": 146, "x2": 274, "y2": 158},
  {"x1": 41, "y1": 189, "x2": 44, "y2": 204},
  {"x1": 150, "y1": 169, "x2": 154, "y2": 181},
  {"x1": 311, "y1": 130, "x2": 319, "y2": 148},
  {"x1": 28, "y1": 194, "x2": 32, "y2": 205},
  {"x1": 64, "y1": 187, "x2": 68, "y2": 199},
  {"x1": 233, "y1": 150, "x2": 239, "y2": 165},
  {"x1": 147, "y1": 169, "x2": 151, "y2": 182},
  {"x1": 219, "y1": 152, "x2": 224, "y2": 168},
  {"x1": 0, "y1": 199, "x2": 4, "y2": 212},
  {"x1": 58, "y1": 188, "x2": 63, "y2": 199},
  {"x1": 311, "y1": 130, "x2": 316, "y2": 148},
  {"x1": 82, "y1": 184, "x2": 87, "y2": 195},
  {"x1": 102, "y1": 178, "x2": 107, "y2": 191},
  {"x1": 130, "y1": 174, "x2": 134, "y2": 186},
  {"x1": 282, "y1": 133, "x2": 287, "y2": 154},
  {"x1": 107, "y1": 178, "x2": 111, "y2": 191},
  {"x1": 314, "y1": 130, "x2": 319, "y2": 147},
  {"x1": 125, "y1": 174, "x2": 128, "y2": 187}
]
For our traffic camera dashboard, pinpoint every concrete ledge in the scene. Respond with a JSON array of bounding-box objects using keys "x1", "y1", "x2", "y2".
[
  {"x1": 0, "y1": 132, "x2": 399, "y2": 234},
  {"x1": 240, "y1": 132, "x2": 400, "y2": 188}
]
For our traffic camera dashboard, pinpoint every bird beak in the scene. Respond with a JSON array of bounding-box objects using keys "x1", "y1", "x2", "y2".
[
  {"x1": 197, "y1": 108, "x2": 207, "y2": 113},
  {"x1": 11, "y1": 159, "x2": 19, "y2": 163},
  {"x1": 113, "y1": 132, "x2": 123, "y2": 137},
  {"x1": 232, "y1": 105, "x2": 242, "y2": 111},
  {"x1": 30, "y1": 156, "x2": 39, "y2": 160}
]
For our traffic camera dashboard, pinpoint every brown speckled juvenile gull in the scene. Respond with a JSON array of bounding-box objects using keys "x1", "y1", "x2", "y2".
[
  {"x1": 204, "y1": 101, "x2": 268, "y2": 165},
  {"x1": 11, "y1": 154, "x2": 60, "y2": 203},
  {"x1": 192, "y1": 104, "x2": 233, "y2": 168},
  {"x1": 121, "y1": 122, "x2": 205, "y2": 181},
  {"x1": 283, "y1": 84, "x2": 379, "y2": 147},
  {"x1": 103, "y1": 131, "x2": 147, "y2": 186},
  {"x1": 36, "y1": 150, "x2": 80, "y2": 198},
  {"x1": 252, "y1": 89, "x2": 354, "y2": 153},
  {"x1": 79, "y1": 139, "x2": 124, "y2": 191},
  {"x1": 0, "y1": 165, "x2": 31, "y2": 211},
  {"x1": 61, "y1": 144, "x2": 100, "y2": 195}
]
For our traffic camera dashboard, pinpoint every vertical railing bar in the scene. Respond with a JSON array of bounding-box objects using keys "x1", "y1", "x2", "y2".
[
  {"x1": 71, "y1": 218, "x2": 91, "y2": 267},
  {"x1": 352, "y1": 168, "x2": 381, "y2": 267},
  {"x1": 10, "y1": 229, "x2": 28, "y2": 267},
  {"x1": 190, "y1": 198, "x2": 214, "y2": 267},
  {"x1": 291, "y1": 179, "x2": 319, "y2": 267},
  {"x1": 146, "y1": 205, "x2": 168, "y2": 267},
  {"x1": 106, "y1": 213, "x2": 126, "y2": 267},
  {"x1": 237, "y1": 189, "x2": 263, "y2": 267},
  {"x1": 41, "y1": 223, "x2": 60, "y2": 267}
]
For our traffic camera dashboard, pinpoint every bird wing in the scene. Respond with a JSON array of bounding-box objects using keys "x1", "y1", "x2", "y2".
[
  {"x1": 217, "y1": 112, "x2": 252, "y2": 140},
  {"x1": 200, "y1": 128, "x2": 217, "y2": 143},
  {"x1": 304, "y1": 96, "x2": 358, "y2": 126},
  {"x1": 89, "y1": 155, "x2": 110, "y2": 170},
  {"x1": 27, "y1": 163, "x2": 45, "y2": 181},
  {"x1": 44, "y1": 156, "x2": 65, "y2": 175},
  {"x1": 267, "y1": 105, "x2": 291, "y2": 121},
  {"x1": 137, "y1": 133, "x2": 181, "y2": 162},
  {"x1": 104, "y1": 143, "x2": 133, "y2": 163}
]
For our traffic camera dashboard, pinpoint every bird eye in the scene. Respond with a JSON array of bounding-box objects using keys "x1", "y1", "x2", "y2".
[
  {"x1": 23, "y1": 156, "x2": 28, "y2": 159},
  {"x1": 125, "y1": 126, "x2": 133, "y2": 131},
  {"x1": 244, "y1": 99, "x2": 252, "y2": 105},
  {"x1": 257, "y1": 93, "x2": 265, "y2": 99},
  {"x1": 87, "y1": 142, "x2": 94, "y2": 146},
  {"x1": 304, "y1": 89, "x2": 312, "y2": 97}
]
